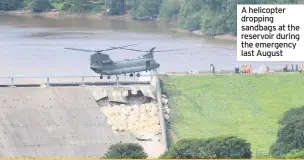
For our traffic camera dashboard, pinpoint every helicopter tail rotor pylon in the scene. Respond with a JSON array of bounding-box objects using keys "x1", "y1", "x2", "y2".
[{"x1": 149, "y1": 47, "x2": 156, "y2": 53}]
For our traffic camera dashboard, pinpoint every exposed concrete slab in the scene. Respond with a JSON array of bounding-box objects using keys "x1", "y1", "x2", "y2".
[
  {"x1": 86, "y1": 85, "x2": 157, "y2": 103},
  {"x1": 0, "y1": 87, "x2": 137, "y2": 158}
]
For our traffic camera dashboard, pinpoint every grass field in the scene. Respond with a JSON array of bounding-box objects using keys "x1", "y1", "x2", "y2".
[{"x1": 161, "y1": 73, "x2": 304, "y2": 155}]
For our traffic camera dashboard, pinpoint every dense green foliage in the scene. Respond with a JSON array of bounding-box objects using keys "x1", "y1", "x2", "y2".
[
  {"x1": 127, "y1": 0, "x2": 297, "y2": 35},
  {"x1": 158, "y1": 0, "x2": 181, "y2": 21},
  {"x1": 130, "y1": 0, "x2": 162, "y2": 20},
  {"x1": 0, "y1": 0, "x2": 299, "y2": 34},
  {"x1": 283, "y1": 150, "x2": 304, "y2": 158},
  {"x1": 28, "y1": 0, "x2": 53, "y2": 12},
  {"x1": 105, "y1": 0, "x2": 125, "y2": 15},
  {"x1": 173, "y1": 0, "x2": 298, "y2": 35},
  {"x1": 104, "y1": 143, "x2": 148, "y2": 158},
  {"x1": 270, "y1": 106, "x2": 304, "y2": 158},
  {"x1": 0, "y1": 0, "x2": 23, "y2": 10},
  {"x1": 162, "y1": 136, "x2": 251, "y2": 158}
]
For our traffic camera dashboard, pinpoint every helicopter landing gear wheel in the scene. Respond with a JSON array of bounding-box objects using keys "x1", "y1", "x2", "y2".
[
  {"x1": 100, "y1": 75, "x2": 103, "y2": 79},
  {"x1": 137, "y1": 73, "x2": 140, "y2": 77},
  {"x1": 107, "y1": 75, "x2": 110, "y2": 79},
  {"x1": 130, "y1": 73, "x2": 133, "y2": 77}
]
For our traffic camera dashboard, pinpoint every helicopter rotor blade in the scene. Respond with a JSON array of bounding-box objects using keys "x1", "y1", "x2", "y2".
[
  {"x1": 101, "y1": 43, "x2": 141, "y2": 52},
  {"x1": 153, "y1": 49, "x2": 186, "y2": 52},
  {"x1": 116, "y1": 43, "x2": 140, "y2": 48},
  {"x1": 115, "y1": 48, "x2": 147, "y2": 52},
  {"x1": 108, "y1": 45, "x2": 186, "y2": 54},
  {"x1": 65, "y1": 43, "x2": 140, "y2": 53},
  {"x1": 64, "y1": 48, "x2": 94, "y2": 52}
]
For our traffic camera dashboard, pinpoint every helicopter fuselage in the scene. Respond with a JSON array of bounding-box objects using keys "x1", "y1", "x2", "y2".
[
  {"x1": 64, "y1": 44, "x2": 182, "y2": 79},
  {"x1": 89, "y1": 53, "x2": 160, "y2": 75}
]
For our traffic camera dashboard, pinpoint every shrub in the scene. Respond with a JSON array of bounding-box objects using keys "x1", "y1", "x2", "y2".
[
  {"x1": 278, "y1": 106, "x2": 304, "y2": 125},
  {"x1": 184, "y1": 12, "x2": 201, "y2": 31},
  {"x1": 158, "y1": 0, "x2": 182, "y2": 21},
  {"x1": 61, "y1": 2, "x2": 71, "y2": 11},
  {"x1": 270, "y1": 106, "x2": 304, "y2": 158},
  {"x1": 167, "y1": 139, "x2": 208, "y2": 158},
  {"x1": 104, "y1": 143, "x2": 148, "y2": 158},
  {"x1": 177, "y1": 0, "x2": 203, "y2": 30},
  {"x1": 166, "y1": 136, "x2": 252, "y2": 158},
  {"x1": 0, "y1": 0, "x2": 23, "y2": 11},
  {"x1": 91, "y1": 5, "x2": 106, "y2": 13},
  {"x1": 200, "y1": 10, "x2": 228, "y2": 36},
  {"x1": 105, "y1": 0, "x2": 125, "y2": 15},
  {"x1": 284, "y1": 150, "x2": 304, "y2": 158},
  {"x1": 125, "y1": 0, "x2": 135, "y2": 10},
  {"x1": 131, "y1": 0, "x2": 162, "y2": 20},
  {"x1": 28, "y1": 0, "x2": 53, "y2": 12},
  {"x1": 158, "y1": 151, "x2": 169, "y2": 158}
]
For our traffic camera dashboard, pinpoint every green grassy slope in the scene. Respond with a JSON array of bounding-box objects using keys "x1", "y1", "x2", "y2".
[{"x1": 161, "y1": 74, "x2": 304, "y2": 154}]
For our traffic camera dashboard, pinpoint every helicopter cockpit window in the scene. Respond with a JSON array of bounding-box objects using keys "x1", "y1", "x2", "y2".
[{"x1": 146, "y1": 61, "x2": 150, "y2": 67}]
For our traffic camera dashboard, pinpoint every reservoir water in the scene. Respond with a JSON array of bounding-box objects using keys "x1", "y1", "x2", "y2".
[{"x1": 0, "y1": 14, "x2": 297, "y2": 77}]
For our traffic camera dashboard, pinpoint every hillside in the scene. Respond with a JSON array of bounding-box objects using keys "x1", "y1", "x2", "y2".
[
  {"x1": 161, "y1": 74, "x2": 304, "y2": 156},
  {"x1": 0, "y1": 0, "x2": 300, "y2": 37}
]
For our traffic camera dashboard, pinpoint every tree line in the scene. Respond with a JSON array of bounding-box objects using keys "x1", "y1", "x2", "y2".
[
  {"x1": 0, "y1": 0, "x2": 300, "y2": 35},
  {"x1": 104, "y1": 136, "x2": 252, "y2": 158},
  {"x1": 0, "y1": 0, "x2": 106, "y2": 13}
]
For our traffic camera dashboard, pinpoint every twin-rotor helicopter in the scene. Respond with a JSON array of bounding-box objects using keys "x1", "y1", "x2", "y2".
[{"x1": 64, "y1": 44, "x2": 184, "y2": 79}]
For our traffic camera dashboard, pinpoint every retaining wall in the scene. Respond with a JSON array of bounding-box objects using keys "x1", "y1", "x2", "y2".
[{"x1": 152, "y1": 76, "x2": 168, "y2": 151}]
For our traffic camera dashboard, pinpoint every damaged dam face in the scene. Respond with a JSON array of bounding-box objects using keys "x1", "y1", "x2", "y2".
[
  {"x1": 98, "y1": 91, "x2": 161, "y2": 135},
  {"x1": 86, "y1": 85, "x2": 165, "y2": 158},
  {"x1": 89, "y1": 86, "x2": 162, "y2": 137}
]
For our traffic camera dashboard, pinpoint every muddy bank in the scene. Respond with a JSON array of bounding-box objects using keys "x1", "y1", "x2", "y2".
[
  {"x1": 170, "y1": 28, "x2": 237, "y2": 41},
  {"x1": 1, "y1": 9, "x2": 133, "y2": 20},
  {"x1": 213, "y1": 34, "x2": 237, "y2": 41}
]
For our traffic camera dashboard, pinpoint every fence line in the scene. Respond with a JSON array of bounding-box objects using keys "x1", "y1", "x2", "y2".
[
  {"x1": 255, "y1": 151, "x2": 271, "y2": 158},
  {"x1": 0, "y1": 75, "x2": 152, "y2": 87},
  {"x1": 0, "y1": 75, "x2": 153, "y2": 79}
]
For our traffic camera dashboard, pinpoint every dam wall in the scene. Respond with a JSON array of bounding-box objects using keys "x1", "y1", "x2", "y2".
[
  {"x1": 0, "y1": 87, "x2": 135, "y2": 157},
  {"x1": 0, "y1": 75, "x2": 167, "y2": 158}
]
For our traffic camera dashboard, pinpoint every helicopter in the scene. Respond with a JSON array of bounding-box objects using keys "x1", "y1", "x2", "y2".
[{"x1": 64, "y1": 44, "x2": 183, "y2": 79}]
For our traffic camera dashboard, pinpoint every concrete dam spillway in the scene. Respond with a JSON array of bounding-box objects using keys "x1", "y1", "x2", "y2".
[{"x1": 0, "y1": 76, "x2": 166, "y2": 158}]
